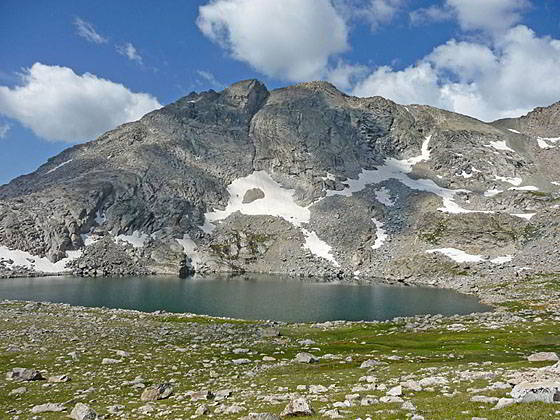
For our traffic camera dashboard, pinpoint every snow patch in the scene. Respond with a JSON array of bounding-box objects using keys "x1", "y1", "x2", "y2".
[
  {"x1": 0, "y1": 246, "x2": 81, "y2": 273},
  {"x1": 204, "y1": 171, "x2": 310, "y2": 231},
  {"x1": 509, "y1": 186, "x2": 539, "y2": 191},
  {"x1": 484, "y1": 140, "x2": 515, "y2": 153},
  {"x1": 371, "y1": 218, "x2": 387, "y2": 250},
  {"x1": 508, "y1": 129, "x2": 521, "y2": 134},
  {"x1": 427, "y1": 248, "x2": 513, "y2": 265},
  {"x1": 46, "y1": 159, "x2": 72, "y2": 174},
  {"x1": 510, "y1": 213, "x2": 536, "y2": 220},
  {"x1": 95, "y1": 210, "x2": 106, "y2": 225},
  {"x1": 374, "y1": 187, "x2": 395, "y2": 207},
  {"x1": 490, "y1": 255, "x2": 513, "y2": 264},
  {"x1": 176, "y1": 234, "x2": 204, "y2": 269},
  {"x1": 537, "y1": 137, "x2": 560, "y2": 149},
  {"x1": 484, "y1": 188, "x2": 503, "y2": 197},
  {"x1": 116, "y1": 231, "x2": 150, "y2": 248},
  {"x1": 302, "y1": 229, "x2": 339, "y2": 267},
  {"x1": 494, "y1": 175, "x2": 522, "y2": 186}
]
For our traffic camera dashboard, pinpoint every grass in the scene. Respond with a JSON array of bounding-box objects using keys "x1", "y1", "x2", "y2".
[{"x1": 1, "y1": 298, "x2": 559, "y2": 419}]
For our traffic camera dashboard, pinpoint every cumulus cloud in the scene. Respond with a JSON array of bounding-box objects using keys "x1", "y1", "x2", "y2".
[
  {"x1": 197, "y1": 0, "x2": 349, "y2": 81},
  {"x1": 352, "y1": 25, "x2": 560, "y2": 121},
  {"x1": 116, "y1": 42, "x2": 143, "y2": 64},
  {"x1": 74, "y1": 17, "x2": 107, "y2": 44},
  {"x1": 0, "y1": 122, "x2": 10, "y2": 139},
  {"x1": 410, "y1": 0, "x2": 529, "y2": 33},
  {"x1": 0, "y1": 63, "x2": 161, "y2": 143}
]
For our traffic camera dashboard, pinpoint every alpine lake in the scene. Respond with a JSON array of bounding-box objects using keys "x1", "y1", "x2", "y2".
[{"x1": 0, "y1": 273, "x2": 491, "y2": 322}]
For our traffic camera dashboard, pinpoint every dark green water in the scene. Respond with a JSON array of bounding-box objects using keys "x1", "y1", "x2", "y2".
[{"x1": 0, "y1": 274, "x2": 491, "y2": 322}]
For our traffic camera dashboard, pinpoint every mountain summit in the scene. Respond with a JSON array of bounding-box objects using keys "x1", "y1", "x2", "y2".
[{"x1": 1, "y1": 80, "x2": 559, "y2": 284}]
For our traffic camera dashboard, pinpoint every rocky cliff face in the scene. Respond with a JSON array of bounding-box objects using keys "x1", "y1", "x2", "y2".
[{"x1": 1, "y1": 80, "x2": 559, "y2": 283}]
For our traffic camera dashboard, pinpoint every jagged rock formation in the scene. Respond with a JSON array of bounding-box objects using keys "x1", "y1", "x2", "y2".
[{"x1": 1, "y1": 80, "x2": 559, "y2": 283}]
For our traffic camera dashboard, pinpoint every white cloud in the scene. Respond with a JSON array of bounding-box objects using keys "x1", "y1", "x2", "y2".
[
  {"x1": 116, "y1": 42, "x2": 143, "y2": 64},
  {"x1": 74, "y1": 17, "x2": 107, "y2": 44},
  {"x1": 410, "y1": 0, "x2": 529, "y2": 33},
  {"x1": 0, "y1": 122, "x2": 10, "y2": 138},
  {"x1": 447, "y1": 0, "x2": 529, "y2": 33},
  {"x1": 409, "y1": 5, "x2": 452, "y2": 25},
  {"x1": 352, "y1": 25, "x2": 560, "y2": 121},
  {"x1": 0, "y1": 63, "x2": 161, "y2": 143},
  {"x1": 361, "y1": 0, "x2": 405, "y2": 29},
  {"x1": 197, "y1": 0, "x2": 349, "y2": 81}
]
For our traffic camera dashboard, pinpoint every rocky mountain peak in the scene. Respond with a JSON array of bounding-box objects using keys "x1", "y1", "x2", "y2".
[{"x1": 1, "y1": 81, "x2": 560, "y2": 283}]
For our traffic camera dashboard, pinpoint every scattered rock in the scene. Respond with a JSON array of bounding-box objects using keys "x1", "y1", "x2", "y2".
[
  {"x1": 360, "y1": 359, "x2": 381, "y2": 369},
  {"x1": 493, "y1": 398, "x2": 516, "y2": 410},
  {"x1": 527, "y1": 352, "x2": 559, "y2": 362},
  {"x1": 101, "y1": 358, "x2": 121, "y2": 365},
  {"x1": 387, "y1": 385, "x2": 402, "y2": 396},
  {"x1": 195, "y1": 404, "x2": 209, "y2": 416},
  {"x1": 6, "y1": 368, "x2": 43, "y2": 381},
  {"x1": 48, "y1": 374, "x2": 71, "y2": 383},
  {"x1": 191, "y1": 390, "x2": 214, "y2": 401},
  {"x1": 8, "y1": 387, "x2": 27, "y2": 396},
  {"x1": 261, "y1": 328, "x2": 281, "y2": 337},
  {"x1": 69, "y1": 402, "x2": 98, "y2": 420},
  {"x1": 241, "y1": 414, "x2": 281, "y2": 420},
  {"x1": 140, "y1": 383, "x2": 173, "y2": 401},
  {"x1": 295, "y1": 352, "x2": 319, "y2": 363},
  {"x1": 30, "y1": 403, "x2": 66, "y2": 413}
]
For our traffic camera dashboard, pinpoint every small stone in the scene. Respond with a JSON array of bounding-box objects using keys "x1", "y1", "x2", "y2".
[
  {"x1": 281, "y1": 398, "x2": 314, "y2": 416},
  {"x1": 195, "y1": 404, "x2": 209, "y2": 416},
  {"x1": 115, "y1": 350, "x2": 130, "y2": 357},
  {"x1": 191, "y1": 390, "x2": 214, "y2": 401},
  {"x1": 361, "y1": 396, "x2": 378, "y2": 406},
  {"x1": 48, "y1": 374, "x2": 71, "y2": 383},
  {"x1": 387, "y1": 385, "x2": 402, "y2": 396},
  {"x1": 323, "y1": 408, "x2": 343, "y2": 418},
  {"x1": 295, "y1": 352, "x2": 319, "y2": 364},
  {"x1": 140, "y1": 383, "x2": 173, "y2": 401},
  {"x1": 9, "y1": 387, "x2": 27, "y2": 396},
  {"x1": 241, "y1": 414, "x2": 281, "y2": 420},
  {"x1": 263, "y1": 356, "x2": 276, "y2": 361},
  {"x1": 309, "y1": 384, "x2": 328, "y2": 394},
  {"x1": 6, "y1": 368, "x2": 43, "y2": 382},
  {"x1": 101, "y1": 358, "x2": 121, "y2": 365},
  {"x1": 261, "y1": 328, "x2": 281, "y2": 337},
  {"x1": 31, "y1": 403, "x2": 66, "y2": 414},
  {"x1": 137, "y1": 405, "x2": 155, "y2": 415},
  {"x1": 107, "y1": 405, "x2": 124, "y2": 414},
  {"x1": 493, "y1": 398, "x2": 516, "y2": 410},
  {"x1": 527, "y1": 352, "x2": 559, "y2": 362},
  {"x1": 233, "y1": 358, "x2": 251, "y2": 365},
  {"x1": 224, "y1": 405, "x2": 245, "y2": 414},
  {"x1": 215, "y1": 389, "x2": 232, "y2": 400},
  {"x1": 298, "y1": 339, "x2": 316, "y2": 346},
  {"x1": 233, "y1": 348, "x2": 250, "y2": 354},
  {"x1": 360, "y1": 359, "x2": 381, "y2": 369},
  {"x1": 402, "y1": 401, "x2": 416, "y2": 410},
  {"x1": 380, "y1": 396, "x2": 404, "y2": 403},
  {"x1": 69, "y1": 402, "x2": 97, "y2": 420},
  {"x1": 471, "y1": 395, "x2": 499, "y2": 404}
]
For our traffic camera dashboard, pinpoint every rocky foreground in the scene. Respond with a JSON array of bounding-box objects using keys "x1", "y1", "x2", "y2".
[{"x1": 1, "y1": 285, "x2": 559, "y2": 420}]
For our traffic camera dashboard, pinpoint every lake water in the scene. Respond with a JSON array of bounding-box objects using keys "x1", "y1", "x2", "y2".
[{"x1": 0, "y1": 274, "x2": 491, "y2": 322}]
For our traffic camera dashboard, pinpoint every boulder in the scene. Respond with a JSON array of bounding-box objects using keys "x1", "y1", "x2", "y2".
[
  {"x1": 510, "y1": 381, "x2": 560, "y2": 403},
  {"x1": 140, "y1": 383, "x2": 173, "y2": 401},
  {"x1": 6, "y1": 367, "x2": 43, "y2": 381},
  {"x1": 295, "y1": 352, "x2": 319, "y2": 363},
  {"x1": 527, "y1": 352, "x2": 559, "y2": 362},
  {"x1": 70, "y1": 403, "x2": 98, "y2": 420},
  {"x1": 281, "y1": 398, "x2": 314, "y2": 417}
]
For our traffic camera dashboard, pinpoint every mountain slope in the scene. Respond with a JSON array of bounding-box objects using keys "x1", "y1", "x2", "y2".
[{"x1": 1, "y1": 80, "x2": 559, "y2": 284}]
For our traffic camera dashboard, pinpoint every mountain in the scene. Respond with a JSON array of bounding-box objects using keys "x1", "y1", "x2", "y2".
[{"x1": 1, "y1": 80, "x2": 559, "y2": 285}]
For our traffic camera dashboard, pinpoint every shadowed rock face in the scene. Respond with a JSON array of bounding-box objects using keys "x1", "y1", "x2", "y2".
[{"x1": 0, "y1": 80, "x2": 559, "y2": 282}]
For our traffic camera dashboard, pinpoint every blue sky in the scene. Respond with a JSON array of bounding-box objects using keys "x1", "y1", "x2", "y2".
[{"x1": 1, "y1": 0, "x2": 559, "y2": 185}]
